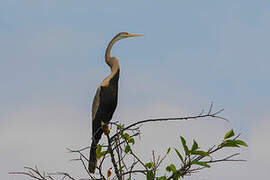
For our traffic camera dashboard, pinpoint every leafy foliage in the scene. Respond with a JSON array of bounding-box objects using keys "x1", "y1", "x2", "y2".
[
  {"x1": 11, "y1": 106, "x2": 248, "y2": 180},
  {"x1": 154, "y1": 129, "x2": 247, "y2": 180}
]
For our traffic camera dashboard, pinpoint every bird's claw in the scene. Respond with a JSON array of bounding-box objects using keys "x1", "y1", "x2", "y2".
[
  {"x1": 101, "y1": 121, "x2": 110, "y2": 135},
  {"x1": 104, "y1": 127, "x2": 110, "y2": 135}
]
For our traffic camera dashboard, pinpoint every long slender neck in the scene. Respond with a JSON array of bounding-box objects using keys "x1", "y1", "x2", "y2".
[
  {"x1": 105, "y1": 36, "x2": 120, "y2": 72},
  {"x1": 101, "y1": 36, "x2": 120, "y2": 86},
  {"x1": 105, "y1": 36, "x2": 119, "y2": 61}
]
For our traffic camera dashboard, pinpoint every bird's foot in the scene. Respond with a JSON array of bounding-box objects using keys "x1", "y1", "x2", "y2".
[
  {"x1": 104, "y1": 125, "x2": 110, "y2": 135},
  {"x1": 101, "y1": 121, "x2": 110, "y2": 135}
]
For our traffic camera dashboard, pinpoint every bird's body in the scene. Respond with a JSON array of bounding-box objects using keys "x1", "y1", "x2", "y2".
[{"x1": 88, "y1": 32, "x2": 142, "y2": 173}]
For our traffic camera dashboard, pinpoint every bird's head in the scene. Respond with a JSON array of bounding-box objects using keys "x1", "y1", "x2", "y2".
[
  {"x1": 105, "y1": 32, "x2": 143, "y2": 58},
  {"x1": 116, "y1": 32, "x2": 143, "y2": 41}
]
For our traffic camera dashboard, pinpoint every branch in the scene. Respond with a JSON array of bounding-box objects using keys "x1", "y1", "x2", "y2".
[
  {"x1": 106, "y1": 134, "x2": 122, "y2": 180},
  {"x1": 67, "y1": 148, "x2": 95, "y2": 179},
  {"x1": 10, "y1": 166, "x2": 77, "y2": 180},
  {"x1": 121, "y1": 170, "x2": 148, "y2": 176},
  {"x1": 123, "y1": 139, "x2": 147, "y2": 170},
  {"x1": 49, "y1": 172, "x2": 76, "y2": 180},
  {"x1": 111, "y1": 105, "x2": 226, "y2": 141},
  {"x1": 202, "y1": 153, "x2": 246, "y2": 164}
]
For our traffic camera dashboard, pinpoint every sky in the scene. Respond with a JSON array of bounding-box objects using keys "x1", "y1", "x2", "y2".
[{"x1": 0, "y1": 0, "x2": 269, "y2": 179}]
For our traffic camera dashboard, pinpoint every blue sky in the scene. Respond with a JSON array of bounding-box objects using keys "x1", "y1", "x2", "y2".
[{"x1": 1, "y1": 0, "x2": 269, "y2": 179}]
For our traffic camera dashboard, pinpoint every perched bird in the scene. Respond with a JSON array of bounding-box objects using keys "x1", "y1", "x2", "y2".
[{"x1": 88, "y1": 32, "x2": 143, "y2": 173}]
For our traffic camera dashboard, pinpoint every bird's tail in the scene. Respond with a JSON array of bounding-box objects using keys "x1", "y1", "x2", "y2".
[
  {"x1": 88, "y1": 140, "x2": 97, "y2": 173},
  {"x1": 88, "y1": 128, "x2": 103, "y2": 173}
]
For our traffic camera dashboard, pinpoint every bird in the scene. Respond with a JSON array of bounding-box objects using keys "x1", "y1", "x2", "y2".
[{"x1": 88, "y1": 32, "x2": 143, "y2": 173}]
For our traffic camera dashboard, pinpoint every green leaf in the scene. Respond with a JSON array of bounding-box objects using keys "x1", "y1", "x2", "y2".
[
  {"x1": 117, "y1": 124, "x2": 123, "y2": 130},
  {"x1": 96, "y1": 153, "x2": 102, "y2": 159},
  {"x1": 121, "y1": 133, "x2": 130, "y2": 141},
  {"x1": 128, "y1": 138, "x2": 135, "y2": 145},
  {"x1": 180, "y1": 136, "x2": 189, "y2": 155},
  {"x1": 191, "y1": 140, "x2": 199, "y2": 151},
  {"x1": 96, "y1": 145, "x2": 107, "y2": 159},
  {"x1": 167, "y1": 147, "x2": 171, "y2": 154},
  {"x1": 170, "y1": 164, "x2": 177, "y2": 173},
  {"x1": 173, "y1": 173, "x2": 180, "y2": 180},
  {"x1": 97, "y1": 150, "x2": 108, "y2": 159},
  {"x1": 166, "y1": 164, "x2": 176, "y2": 173},
  {"x1": 223, "y1": 139, "x2": 248, "y2": 147},
  {"x1": 191, "y1": 161, "x2": 211, "y2": 168},
  {"x1": 234, "y1": 139, "x2": 248, "y2": 147},
  {"x1": 157, "y1": 176, "x2": 167, "y2": 180},
  {"x1": 174, "y1": 148, "x2": 184, "y2": 163},
  {"x1": 125, "y1": 145, "x2": 131, "y2": 153},
  {"x1": 224, "y1": 129, "x2": 235, "y2": 139},
  {"x1": 146, "y1": 171, "x2": 155, "y2": 180},
  {"x1": 96, "y1": 144, "x2": 102, "y2": 154},
  {"x1": 96, "y1": 145, "x2": 103, "y2": 159},
  {"x1": 119, "y1": 166, "x2": 125, "y2": 171},
  {"x1": 145, "y1": 162, "x2": 154, "y2": 169},
  {"x1": 220, "y1": 140, "x2": 240, "y2": 148},
  {"x1": 190, "y1": 150, "x2": 209, "y2": 157},
  {"x1": 100, "y1": 150, "x2": 108, "y2": 156}
]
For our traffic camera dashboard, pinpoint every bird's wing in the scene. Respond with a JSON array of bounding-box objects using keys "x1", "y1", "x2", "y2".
[{"x1": 92, "y1": 86, "x2": 101, "y2": 121}]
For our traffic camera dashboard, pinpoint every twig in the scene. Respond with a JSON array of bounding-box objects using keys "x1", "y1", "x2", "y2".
[
  {"x1": 49, "y1": 172, "x2": 76, "y2": 180},
  {"x1": 121, "y1": 170, "x2": 148, "y2": 176},
  {"x1": 106, "y1": 134, "x2": 122, "y2": 180},
  {"x1": 123, "y1": 139, "x2": 147, "y2": 170},
  {"x1": 201, "y1": 153, "x2": 246, "y2": 163},
  {"x1": 10, "y1": 166, "x2": 78, "y2": 180}
]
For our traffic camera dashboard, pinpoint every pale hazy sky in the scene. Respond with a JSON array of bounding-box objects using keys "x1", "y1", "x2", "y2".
[{"x1": 1, "y1": 0, "x2": 269, "y2": 179}]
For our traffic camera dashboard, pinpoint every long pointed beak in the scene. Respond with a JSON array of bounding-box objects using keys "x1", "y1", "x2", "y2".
[{"x1": 126, "y1": 34, "x2": 144, "y2": 37}]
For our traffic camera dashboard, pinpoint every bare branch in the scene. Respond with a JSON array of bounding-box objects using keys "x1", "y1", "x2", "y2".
[
  {"x1": 202, "y1": 153, "x2": 246, "y2": 164},
  {"x1": 111, "y1": 106, "x2": 227, "y2": 141},
  {"x1": 121, "y1": 170, "x2": 148, "y2": 176},
  {"x1": 10, "y1": 166, "x2": 78, "y2": 180},
  {"x1": 106, "y1": 134, "x2": 122, "y2": 180}
]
